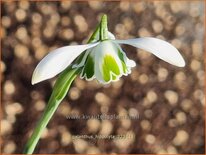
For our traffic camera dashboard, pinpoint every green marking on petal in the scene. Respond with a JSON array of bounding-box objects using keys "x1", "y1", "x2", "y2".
[
  {"x1": 102, "y1": 54, "x2": 120, "y2": 82},
  {"x1": 112, "y1": 74, "x2": 117, "y2": 80},
  {"x1": 83, "y1": 56, "x2": 94, "y2": 79},
  {"x1": 121, "y1": 61, "x2": 127, "y2": 74},
  {"x1": 118, "y1": 50, "x2": 127, "y2": 74}
]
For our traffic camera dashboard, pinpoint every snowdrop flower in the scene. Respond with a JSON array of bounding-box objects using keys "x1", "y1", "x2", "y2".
[{"x1": 32, "y1": 15, "x2": 185, "y2": 85}]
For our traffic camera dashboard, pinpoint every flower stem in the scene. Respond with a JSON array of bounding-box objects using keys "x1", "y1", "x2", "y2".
[
  {"x1": 100, "y1": 14, "x2": 108, "y2": 41},
  {"x1": 23, "y1": 14, "x2": 104, "y2": 154},
  {"x1": 23, "y1": 67, "x2": 80, "y2": 154}
]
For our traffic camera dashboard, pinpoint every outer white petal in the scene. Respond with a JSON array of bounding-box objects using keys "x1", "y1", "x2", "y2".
[
  {"x1": 115, "y1": 37, "x2": 185, "y2": 67},
  {"x1": 32, "y1": 42, "x2": 99, "y2": 85}
]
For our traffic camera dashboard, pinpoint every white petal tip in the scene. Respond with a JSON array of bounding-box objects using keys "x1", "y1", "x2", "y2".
[
  {"x1": 171, "y1": 53, "x2": 186, "y2": 67},
  {"x1": 31, "y1": 81, "x2": 36, "y2": 85},
  {"x1": 31, "y1": 79, "x2": 40, "y2": 85},
  {"x1": 31, "y1": 76, "x2": 40, "y2": 85},
  {"x1": 177, "y1": 60, "x2": 186, "y2": 67},
  {"x1": 31, "y1": 72, "x2": 44, "y2": 85},
  {"x1": 127, "y1": 60, "x2": 136, "y2": 67}
]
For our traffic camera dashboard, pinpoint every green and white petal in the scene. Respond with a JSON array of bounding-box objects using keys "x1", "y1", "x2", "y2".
[
  {"x1": 94, "y1": 41, "x2": 124, "y2": 83},
  {"x1": 80, "y1": 40, "x2": 134, "y2": 84},
  {"x1": 115, "y1": 43, "x2": 136, "y2": 69},
  {"x1": 80, "y1": 49, "x2": 96, "y2": 81},
  {"x1": 115, "y1": 37, "x2": 185, "y2": 67},
  {"x1": 32, "y1": 42, "x2": 99, "y2": 85}
]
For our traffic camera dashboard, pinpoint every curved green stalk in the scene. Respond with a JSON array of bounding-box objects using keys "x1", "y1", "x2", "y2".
[
  {"x1": 23, "y1": 67, "x2": 80, "y2": 154},
  {"x1": 23, "y1": 14, "x2": 107, "y2": 154}
]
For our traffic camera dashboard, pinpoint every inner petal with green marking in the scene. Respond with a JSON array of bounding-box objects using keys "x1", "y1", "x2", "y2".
[
  {"x1": 77, "y1": 40, "x2": 136, "y2": 84},
  {"x1": 81, "y1": 55, "x2": 95, "y2": 80},
  {"x1": 102, "y1": 54, "x2": 121, "y2": 82}
]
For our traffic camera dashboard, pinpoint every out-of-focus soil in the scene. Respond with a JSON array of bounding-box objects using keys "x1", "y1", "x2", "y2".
[{"x1": 1, "y1": 1, "x2": 205, "y2": 154}]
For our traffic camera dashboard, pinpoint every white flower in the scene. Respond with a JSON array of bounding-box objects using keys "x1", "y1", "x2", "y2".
[{"x1": 32, "y1": 18, "x2": 185, "y2": 85}]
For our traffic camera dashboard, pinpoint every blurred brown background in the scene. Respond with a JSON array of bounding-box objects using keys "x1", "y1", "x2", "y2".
[{"x1": 1, "y1": 1, "x2": 205, "y2": 154}]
